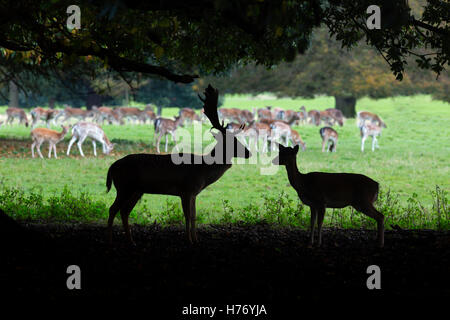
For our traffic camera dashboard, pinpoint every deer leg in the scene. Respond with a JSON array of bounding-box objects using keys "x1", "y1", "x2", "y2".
[
  {"x1": 316, "y1": 206, "x2": 326, "y2": 247},
  {"x1": 36, "y1": 142, "x2": 44, "y2": 159},
  {"x1": 92, "y1": 140, "x2": 97, "y2": 157},
  {"x1": 189, "y1": 196, "x2": 198, "y2": 242},
  {"x1": 53, "y1": 144, "x2": 57, "y2": 159},
  {"x1": 67, "y1": 136, "x2": 77, "y2": 156},
  {"x1": 309, "y1": 206, "x2": 317, "y2": 247},
  {"x1": 48, "y1": 142, "x2": 53, "y2": 158},
  {"x1": 165, "y1": 134, "x2": 169, "y2": 153},
  {"x1": 119, "y1": 192, "x2": 142, "y2": 245},
  {"x1": 358, "y1": 204, "x2": 385, "y2": 248},
  {"x1": 371, "y1": 136, "x2": 376, "y2": 151},
  {"x1": 77, "y1": 135, "x2": 87, "y2": 157},
  {"x1": 322, "y1": 139, "x2": 326, "y2": 152},
  {"x1": 31, "y1": 141, "x2": 36, "y2": 158},
  {"x1": 181, "y1": 195, "x2": 193, "y2": 244},
  {"x1": 156, "y1": 132, "x2": 162, "y2": 154},
  {"x1": 361, "y1": 136, "x2": 366, "y2": 152},
  {"x1": 107, "y1": 195, "x2": 122, "y2": 244}
]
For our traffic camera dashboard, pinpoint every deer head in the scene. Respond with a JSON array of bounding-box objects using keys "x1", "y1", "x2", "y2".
[
  {"x1": 199, "y1": 85, "x2": 251, "y2": 162},
  {"x1": 272, "y1": 143, "x2": 299, "y2": 166}
]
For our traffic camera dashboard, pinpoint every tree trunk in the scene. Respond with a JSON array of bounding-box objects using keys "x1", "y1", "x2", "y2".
[
  {"x1": 9, "y1": 80, "x2": 19, "y2": 108},
  {"x1": 86, "y1": 90, "x2": 102, "y2": 110},
  {"x1": 124, "y1": 88, "x2": 129, "y2": 106},
  {"x1": 334, "y1": 95, "x2": 356, "y2": 118},
  {"x1": 157, "y1": 105, "x2": 163, "y2": 116},
  {"x1": 48, "y1": 98, "x2": 55, "y2": 109}
]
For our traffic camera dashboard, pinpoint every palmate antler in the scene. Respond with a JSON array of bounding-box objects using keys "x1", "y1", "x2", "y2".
[{"x1": 198, "y1": 85, "x2": 226, "y2": 134}]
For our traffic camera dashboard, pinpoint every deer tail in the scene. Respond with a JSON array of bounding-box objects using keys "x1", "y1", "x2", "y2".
[{"x1": 106, "y1": 165, "x2": 113, "y2": 193}]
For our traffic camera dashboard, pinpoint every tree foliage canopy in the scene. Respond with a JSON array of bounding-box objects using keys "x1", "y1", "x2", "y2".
[{"x1": 0, "y1": 0, "x2": 448, "y2": 90}]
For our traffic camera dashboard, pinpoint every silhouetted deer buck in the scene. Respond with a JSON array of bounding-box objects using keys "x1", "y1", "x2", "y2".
[
  {"x1": 272, "y1": 143, "x2": 384, "y2": 248},
  {"x1": 106, "y1": 85, "x2": 251, "y2": 244}
]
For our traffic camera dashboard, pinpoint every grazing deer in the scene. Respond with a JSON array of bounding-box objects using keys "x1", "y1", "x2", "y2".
[
  {"x1": 30, "y1": 107, "x2": 59, "y2": 128},
  {"x1": 56, "y1": 106, "x2": 93, "y2": 123},
  {"x1": 235, "y1": 121, "x2": 272, "y2": 152},
  {"x1": 239, "y1": 109, "x2": 255, "y2": 124},
  {"x1": 270, "y1": 121, "x2": 292, "y2": 148},
  {"x1": 6, "y1": 107, "x2": 29, "y2": 127},
  {"x1": 272, "y1": 107, "x2": 285, "y2": 120},
  {"x1": 360, "y1": 123, "x2": 382, "y2": 152},
  {"x1": 179, "y1": 108, "x2": 200, "y2": 125},
  {"x1": 106, "y1": 85, "x2": 251, "y2": 244},
  {"x1": 153, "y1": 116, "x2": 184, "y2": 153},
  {"x1": 278, "y1": 110, "x2": 300, "y2": 124},
  {"x1": 93, "y1": 106, "x2": 122, "y2": 125},
  {"x1": 319, "y1": 110, "x2": 335, "y2": 126},
  {"x1": 257, "y1": 107, "x2": 273, "y2": 121},
  {"x1": 138, "y1": 109, "x2": 156, "y2": 124},
  {"x1": 307, "y1": 110, "x2": 321, "y2": 126},
  {"x1": 31, "y1": 125, "x2": 69, "y2": 159},
  {"x1": 357, "y1": 111, "x2": 387, "y2": 128},
  {"x1": 225, "y1": 122, "x2": 255, "y2": 150},
  {"x1": 218, "y1": 108, "x2": 243, "y2": 124},
  {"x1": 298, "y1": 106, "x2": 308, "y2": 124},
  {"x1": 67, "y1": 122, "x2": 114, "y2": 157},
  {"x1": 116, "y1": 107, "x2": 142, "y2": 124},
  {"x1": 272, "y1": 143, "x2": 384, "y2": 247},
  {"x1": 319, "y1": 127, "x2": 338, "y2": 152},
  {"x1": 290, "y1": 129, "x2": 306, "y2": 151},
  {"x1": 325, "y1": 108, "x2": 344, "y2": 126}
]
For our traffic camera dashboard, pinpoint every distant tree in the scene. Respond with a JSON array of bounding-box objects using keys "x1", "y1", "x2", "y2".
[
  {"x1": 205, "y1": 27, "x2": 449, "y2": 116},
  {"x1": 8, "y1": 81, "x2": 19, "y2": 108}
]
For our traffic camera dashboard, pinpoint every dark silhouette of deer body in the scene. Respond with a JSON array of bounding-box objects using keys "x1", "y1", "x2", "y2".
[
  {"x1": 106, "y1": 85, "x2": 250, "y2": 244},
  {"x1": 272, "y1": 144, "x2": 384, "y2": 247}
]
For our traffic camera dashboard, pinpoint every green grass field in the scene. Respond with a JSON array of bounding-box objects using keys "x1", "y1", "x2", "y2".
[{"x1": 0, "y1": 94, "x2": 448, "y2": 229}]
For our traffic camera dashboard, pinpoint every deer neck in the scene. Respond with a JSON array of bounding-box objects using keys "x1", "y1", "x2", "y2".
[{"x1": 285, "y1": 159, "x2": 303, "y2": 190}]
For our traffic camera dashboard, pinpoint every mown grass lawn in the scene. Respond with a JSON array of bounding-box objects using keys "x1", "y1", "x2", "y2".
[{"x1": 0, "y1": 94, "x2": 448, "y2": 229}]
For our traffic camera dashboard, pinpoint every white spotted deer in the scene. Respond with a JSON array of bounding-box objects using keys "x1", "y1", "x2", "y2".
[
  {"x1": 272, "y1": 143, "x2": 384, "y2": 248},
  {"x1": 290, "y1": 128, "x2": 306, "y2": 151},
  {"x1": 30, "y1": 125, "x2": 69, "y2": 159},
  {"x1": 360, "y1": 123, "x2": 382, "y2": 152},
  {"x1": 153, "y1": 115, "x2": 184, "y2": 153},
  {"x1": 357, "y1": 111, "x2": 386, "y2": 128},
  {"x1": 6, "y1": 107, "x2": 29, "y2": 127},
  {"x1": 320, "y1": 127, "x2": 338, "y2": 152},
  {"x1": 67, "y1": 122, "x2": 114, "y2": 157},
  {"x1": 106, "y1": 85, "x2": 251, "y2": 244},
  {"x1": 270, "y1": 121, "x2": 292, "y2": 149}
]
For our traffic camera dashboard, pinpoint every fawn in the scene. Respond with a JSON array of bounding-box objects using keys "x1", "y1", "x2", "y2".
[{"x1": 272, "y1": 143, "x2": 384, "y2": 247}]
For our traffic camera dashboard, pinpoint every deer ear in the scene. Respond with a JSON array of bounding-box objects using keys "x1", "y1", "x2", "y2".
[{"x1": 293, "y1": 145, "x2": 299, "y2": 154}]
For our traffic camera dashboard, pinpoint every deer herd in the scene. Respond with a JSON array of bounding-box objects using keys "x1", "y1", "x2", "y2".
[
  {"x1": 1, "y1": 99, "x2": 386, "y2": 159},
  {"x1": 1, "y1": 87, "x2": 388, "y2": 247}
]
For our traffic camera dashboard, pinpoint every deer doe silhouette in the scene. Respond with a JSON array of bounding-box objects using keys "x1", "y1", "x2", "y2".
[
  {"x1": 106, "y1": 85, "x2": 251, "y2": 244},
  {"x1": 272, "y1": 143, "x2": 385, "y2": 248}
]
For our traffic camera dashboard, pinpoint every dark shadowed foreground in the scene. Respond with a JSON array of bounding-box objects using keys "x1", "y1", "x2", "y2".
[{"x1": 1, "y1": 219, "x2": 448, "y2": 316}]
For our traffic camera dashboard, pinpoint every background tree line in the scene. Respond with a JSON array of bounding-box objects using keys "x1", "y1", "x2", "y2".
[{"x1": 204, "y1": 27, "x2": 449, "y2": 117}]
